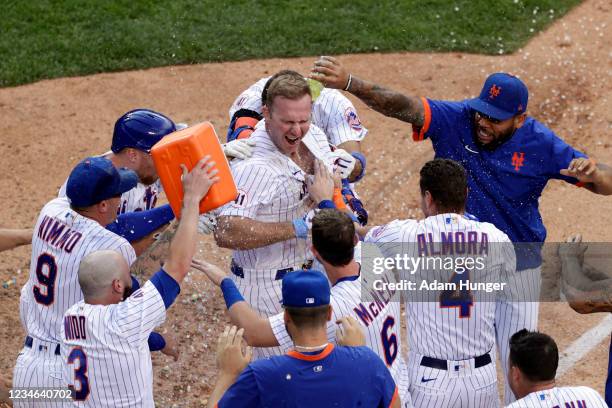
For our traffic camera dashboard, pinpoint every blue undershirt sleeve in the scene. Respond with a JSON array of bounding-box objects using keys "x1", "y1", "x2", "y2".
[{"x1": 106, "y1": 204, "x2": 175, "y2": 242}]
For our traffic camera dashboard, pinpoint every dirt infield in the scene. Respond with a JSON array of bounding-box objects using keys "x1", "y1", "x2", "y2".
[{"x1": 0, "y1": 0, "x2": 610, "y2": 405}]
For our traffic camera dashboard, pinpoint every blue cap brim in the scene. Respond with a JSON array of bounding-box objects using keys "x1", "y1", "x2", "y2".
[
  {"x1": 466, "y1": 98, "x2": 515, "y2": 121},
  {"x1": 116, "y1": 168, "x2": 139, "y2": 195}
]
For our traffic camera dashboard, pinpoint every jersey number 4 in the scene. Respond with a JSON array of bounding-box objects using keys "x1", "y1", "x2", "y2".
[
  {"x1": 439, "y1": 271, "x2": 473, "y2": 318},
  {"x1": 33, "y1": 253, "x2": 57, "y2": 306},
  {"x1": 67, "y1": 347, "x2": 90, "y2": 401},
  {"x1": 380, "y1": 316, "x2": 398, "y2": 366}
]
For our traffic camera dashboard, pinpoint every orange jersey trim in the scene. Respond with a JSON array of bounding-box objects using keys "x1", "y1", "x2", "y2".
[
  {"x1": 287, "y1": 343, "x2": 335, "y2": 361},
  {"x1": 412, "y1": 97, "x2": 431, "y2": 142},
  {"x1": 388, "y1": 386, "x2": 399, "y2": 408}
]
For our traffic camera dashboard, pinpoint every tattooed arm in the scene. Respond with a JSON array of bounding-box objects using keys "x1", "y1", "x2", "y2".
[
  {"x1": 130, "y1": 221, "x2": 178, "y2": 280},
  {"x1": 311, "y1": 56, "x2": 424, "y2": 126}
]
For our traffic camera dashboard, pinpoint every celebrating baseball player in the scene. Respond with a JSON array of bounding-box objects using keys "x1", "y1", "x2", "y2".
[
  {"x1": 213, "y1": 71, "x2": 339, "y2": 341},
  {"x1": 311, "y1": 56, "x2": 612, "y2": 404},
  {"x1": 558, "y1": 234, "x2": 612, "y2": 406},
  {"x1": 228, "y1": 70, "x2": 368, "y2": 183},
  {"x1": 13, "y1": 157, "x2": 140, "y2": 404},
  {"x1": 60, "y1": 156, "x2": 218, "y2": 407},
  {"x1": 193, "y1": 208, "x2": 413, "y2": 407},
  {"x1": 358, "y1": 159, "x2": 516, "y2": 407},
  {"x1": 506, "y1": 329, "x2": 607, "y2": 407},
  {"x1": 206, "y1": 271, "x2": 401, "y2": 408}
]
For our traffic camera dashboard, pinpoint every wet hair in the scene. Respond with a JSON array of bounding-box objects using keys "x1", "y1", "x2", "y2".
[
  {"x1": 262, "y1": 70, "x2": 311, "y2": 111},
  {"x1": 509, "y1": 329, "x2": 559, "y2": 382},
  {"x1": 419, "y1": 159, "x2": 467, "y2": 212},
  {"x1": 312, "y1": 209, "x2": 355, "y2": 266}
]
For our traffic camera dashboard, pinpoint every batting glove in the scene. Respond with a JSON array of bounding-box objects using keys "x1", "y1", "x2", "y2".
[
  {"x1": 330, "y1": 148, "x2": 356, "y2": 179},
  {"x1": 292, "y1": 209, "x2": 318, "y2": 240},
  {"x1": 198, "y1": 213, "x2": 217, "y2": 235},
  {"x1": 222, "y1": 138, "x2": 257, "y2": 161}
]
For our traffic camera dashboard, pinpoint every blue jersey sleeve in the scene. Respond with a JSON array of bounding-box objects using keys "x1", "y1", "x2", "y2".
[
  {"x1": 412, "y1": 98, "x2": 470, "y2": 145},
  {"x1": 150, "y1": 269, "x2": 181, "y2": 309},
  {"x1": 106, "y1": 204, "x2": 175, "y2": 242},
  {"x1": 546, "y1": 132, "x2": 588, "y2": 184},
  {"x1": 217, "y1": 366, "x2": 260, "y2": 408}
]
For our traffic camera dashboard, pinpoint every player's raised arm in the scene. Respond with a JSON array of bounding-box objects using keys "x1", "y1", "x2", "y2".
[
  {"x1": 0, "y1": 228, "x2": 32, "y2": 252},
  {"x1": 311, "y1": 56, "x2": 425, "y2": 126}
]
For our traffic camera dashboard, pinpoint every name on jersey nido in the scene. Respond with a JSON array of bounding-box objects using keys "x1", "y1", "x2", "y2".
[
  {"x1": 38, "y1": 215, "x2": 83, "y2": 253},
  {"x1": 64, "y1": 315, "x2": 87, "y2": 340}
]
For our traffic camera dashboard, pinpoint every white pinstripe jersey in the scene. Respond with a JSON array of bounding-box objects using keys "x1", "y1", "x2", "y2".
[
  {"x1": 229, "y1": 77, "x2": 368, "y2": 146},
  {"x1": 20, "y1": 197, "x2": 136, "y2": 343},
  {"x1": 365, "y1": 214, "x2": 516, "y2": 360},
  {"x1": 218, "y1": 122, "x2": 335, "y2": 271},
  {"x1": 60, "y1": 278, "x2": 167, "y2": 407},
  {"x1": 505, "y1": 386, "x2": 607, "y2": 407},
  {"x1": 58, "y1": 152, "x2": 162, "y2": 215},
  {"x1": 268, "y1": 270, "x2": 411, "y2": 403}
]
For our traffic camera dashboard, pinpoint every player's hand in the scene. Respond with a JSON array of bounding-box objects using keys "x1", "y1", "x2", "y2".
[
  {"x1": 558, "y1": 234, "x2": 587, "y2": 261},
  {"x1": 307, "y1": 159, "x2": 334, "y2": 204},
  {"x1": 160, "y1": 333, "x2": 180, "y2": 362},
  {"x1": 560, "y1": 158, "x2": 599, "y2": 183},
  {"x1": 216, "y1": 326, "x2": 252, "y2": 377},
  {"x1": 310, "y1": 56, "x2": 350, "y2": 90},
  {"x1": 198, "y1": 213, "x2": 217, "y2": 234},
  {"x1": 223, "y1": 138, "x2": 256, "y2": 160},
  {"x1": 335, "y1": 316, "x2": 365, "y2": 347},
  {"x1": 191, "y1": 258, "x2": 228, "y2": 286},
  {"x1": 329, "y1": 149, "x2": 356, "y2": 179},
  {"x1": 180, "y1": 156, "x2": 220, "y2": 204}
]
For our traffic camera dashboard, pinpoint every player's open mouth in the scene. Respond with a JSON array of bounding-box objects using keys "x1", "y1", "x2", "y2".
[
  {"x1": 285, "y1": 135, "x2": 301, "y2": 145},
  {"x1": 476, "y1": 128, "x2": 493, "y2": 143}
]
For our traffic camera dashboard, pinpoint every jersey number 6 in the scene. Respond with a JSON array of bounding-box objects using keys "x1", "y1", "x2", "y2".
[
  {"x1": 67, "y1": 347, "x2": 90, "y2": 401},
  {"x1": 380, "y1": 316, "x2": 398, "y2": 366},
  {"x1": 33, "y1": 253, "x2": 57, "y2": 306}
]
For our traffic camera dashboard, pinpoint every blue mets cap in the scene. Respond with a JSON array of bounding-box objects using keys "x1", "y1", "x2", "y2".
[
  {"x1": 66, "y1": 157, "x2": 138, "y2": 207},
  {"x1": 281, "y1": 270, "x2": 331, "y2": 308},
  {"x1": 467, "y1": 73, "x2": 529, "y2": 121}
]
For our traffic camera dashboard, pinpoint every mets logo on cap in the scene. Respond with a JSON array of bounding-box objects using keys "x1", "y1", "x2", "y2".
[
  {"x1": 344, "y1": 107, "x2": 362, "y2": 131},
  {"x1": 488, "y1": 84, "x2": 502, "y2": 99}
]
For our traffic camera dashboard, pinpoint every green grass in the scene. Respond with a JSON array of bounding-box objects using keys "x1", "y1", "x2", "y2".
[{"x1": 0, "y1": 0, "x2": 580, "y2": 87}]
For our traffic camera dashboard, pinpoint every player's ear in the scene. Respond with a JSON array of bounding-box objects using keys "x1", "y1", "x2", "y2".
[
  {"x1": 513, "y1": 113, "x2": 527, "y2": 129},
  {"x1": 311, "y1": 245, "x2": 320, "y2": 260},
  {"x1": 111, "y1": 278, "x2": 123, "y2": 296},
  {"x1": 327, "y1": 305, "x2": 332, "y2": 321},
  {"x1": 262, "y1": 104, "x2": 271, "y2": 121}
]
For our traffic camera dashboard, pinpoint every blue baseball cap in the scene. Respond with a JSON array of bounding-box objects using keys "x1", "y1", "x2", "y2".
[
  {"x1": 66, "y1": 157, "x2": 138, "y2": 207},
  {"x1": 281, "y1": 270, "x2": 331, "y2": 308},
  {"x1": 467, "y1": 73, "x2": 529, "y2": 121}
]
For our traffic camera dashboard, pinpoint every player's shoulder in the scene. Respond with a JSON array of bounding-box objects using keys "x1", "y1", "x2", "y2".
[
  {"x1": 566, "y1": 386, "x2": 605, "y2": 399},
  {"x1": 317, "y1": 88, "x2": 352, "y2": 107},
  {"x1": 469, "y1": 219, "x2": 512, "y2": 242},
  {"x1": 366, "y1": 219, "x2": 420, "y2": 242}
]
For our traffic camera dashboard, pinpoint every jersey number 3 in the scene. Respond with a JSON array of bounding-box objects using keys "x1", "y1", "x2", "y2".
[
  {"x1": 33, "y1": 253, "x2": 57, "y2": 306},
  {"x1": 380, "y1": 316, "x2": 398, "y2": 366},
  {"x1": 67, "y1": 347, "x2": 90, "y2": 401}
]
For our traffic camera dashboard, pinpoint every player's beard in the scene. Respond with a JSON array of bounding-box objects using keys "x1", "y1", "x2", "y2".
[
  {"x1": 122, "y1": 285, "x2": 134, "y2": 301},
  {"x1": 472, "y1": 122, "x2": 516, "y2": 151}
]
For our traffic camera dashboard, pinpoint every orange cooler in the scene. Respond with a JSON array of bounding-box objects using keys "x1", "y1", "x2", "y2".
[{"x1": 151, "y1": 122, "x2": 237, "y2": 217}]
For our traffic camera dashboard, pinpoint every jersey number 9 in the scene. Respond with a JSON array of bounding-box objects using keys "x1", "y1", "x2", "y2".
[{"x1": 33, "y1": 253, "x2": 57, "y2": 306}]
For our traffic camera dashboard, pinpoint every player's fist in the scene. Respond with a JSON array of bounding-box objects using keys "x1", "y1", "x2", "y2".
[
  {"x1": 216, "y1": 326, "x2": 252, "y2": 377},
  {"x1": 223, "y1": 138, "x2": 256, "y2": 161},
  {"x1": 310, "y1": 56, "x2": 350, "y2": 90},
  {"x1": 180, "y1": 156, "x2": 220, "y2": 204},
  {"x1": 198, "y1": 213, "x2": 217, "y2": 234},
  {"x1": 307, "y1": 159, "x2": 334, "y2": 204},
  {"x1": 560, "y1": 158, "x2": 598, "y2": 183},
  {"x1": 191, "y1": 258, "x2": 228, "y2": 286},
  {"x1": 329, "y1": 149, "x2": 356, "y2": 180},
  {"x1": 336, "y1": 316, "x2": 365, "y2": 347}
]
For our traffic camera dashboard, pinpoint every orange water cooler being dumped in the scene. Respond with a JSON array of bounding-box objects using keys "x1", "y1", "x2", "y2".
[{"x1": 151, "y1": 122, "x2": 237, "y2": 217}]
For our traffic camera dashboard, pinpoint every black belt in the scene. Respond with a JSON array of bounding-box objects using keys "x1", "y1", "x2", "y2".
[
  {"x1": 25, "y1": 336, "x2": 60, "y2": 356},
  {"x1": 230, "y1": 260, "x2": 314, "y2": 281},
  {"x1": 421, "y1": 352, "x2": 492, "y2": 371}
]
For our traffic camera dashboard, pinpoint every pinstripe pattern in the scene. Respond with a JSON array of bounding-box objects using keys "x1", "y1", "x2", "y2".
[
  {"x1": 506, "y1": 386, "x2": 607, "y2": 407},
  {"x1": 58, "y1": 155, "x2": 161, "y2": 215},
  {"x1": 229, "y1": 77, "x2": 368, "y2": 146},
  {"x1": 269, "y1": 274, "x2": 413, "y2": 407},
  {"x1": 13, "y1": 197, "x2": 136, "y2": 404},
  {"x1": 365, "y1": 213, "x2": 516, "y2": 408},
  {"x1": 59, "y1": 280, "x2": 166, "y2": 407}
]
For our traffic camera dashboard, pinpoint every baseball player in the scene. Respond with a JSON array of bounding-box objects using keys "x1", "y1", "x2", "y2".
[
  {"x1": 311, "y1": 56, "x2": 612, "y2": 404},
  {"x1": 13, "y1": 157, "x2": 139, "y2": 406},
  {"x1": 228, "y1": 71, "x2": 368, "y2": 183},
  {"x1": 193, "y1": 208, "x2": 413, "y2": 407},
  {"x1": 60, "y1": 156, "x2": 218, "y2": 407},
  {"x1": 214, "y1": 71, "x2": 338, "y2": 333},
  {"x1": 206, "y1": 271, "x2": 401, "y2": 408},
  {"x1": 558, "y1": 234, "x2": 612, "y2": 406},
  {"x1": 358, "y1": 159, "x2": 516, "y2": 407},
  {"x1": 506, "y1": 329, "x2": 607, "y2": 407},
  {"x1": 0, "y1": 228, "x2": 32, "y2": 252}
]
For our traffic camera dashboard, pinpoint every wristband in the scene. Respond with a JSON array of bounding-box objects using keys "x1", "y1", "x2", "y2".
[
  {"x1": 350, "y1": 152, "x2": 366, "y2": 182},
  {"x1": 292, "y1": 219, "x2": 309, "y2": 240},
  {"x1": 220, "y1": 278, "x2": 245, "y2": 309},
  {"x1": 317, "y1": 200, "x2": 336, "y2": 209}
]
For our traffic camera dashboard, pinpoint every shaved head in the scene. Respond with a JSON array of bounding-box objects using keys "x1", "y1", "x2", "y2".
[{"x1": 78, "y1": 250, "x2": 129, "y2": 299}]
